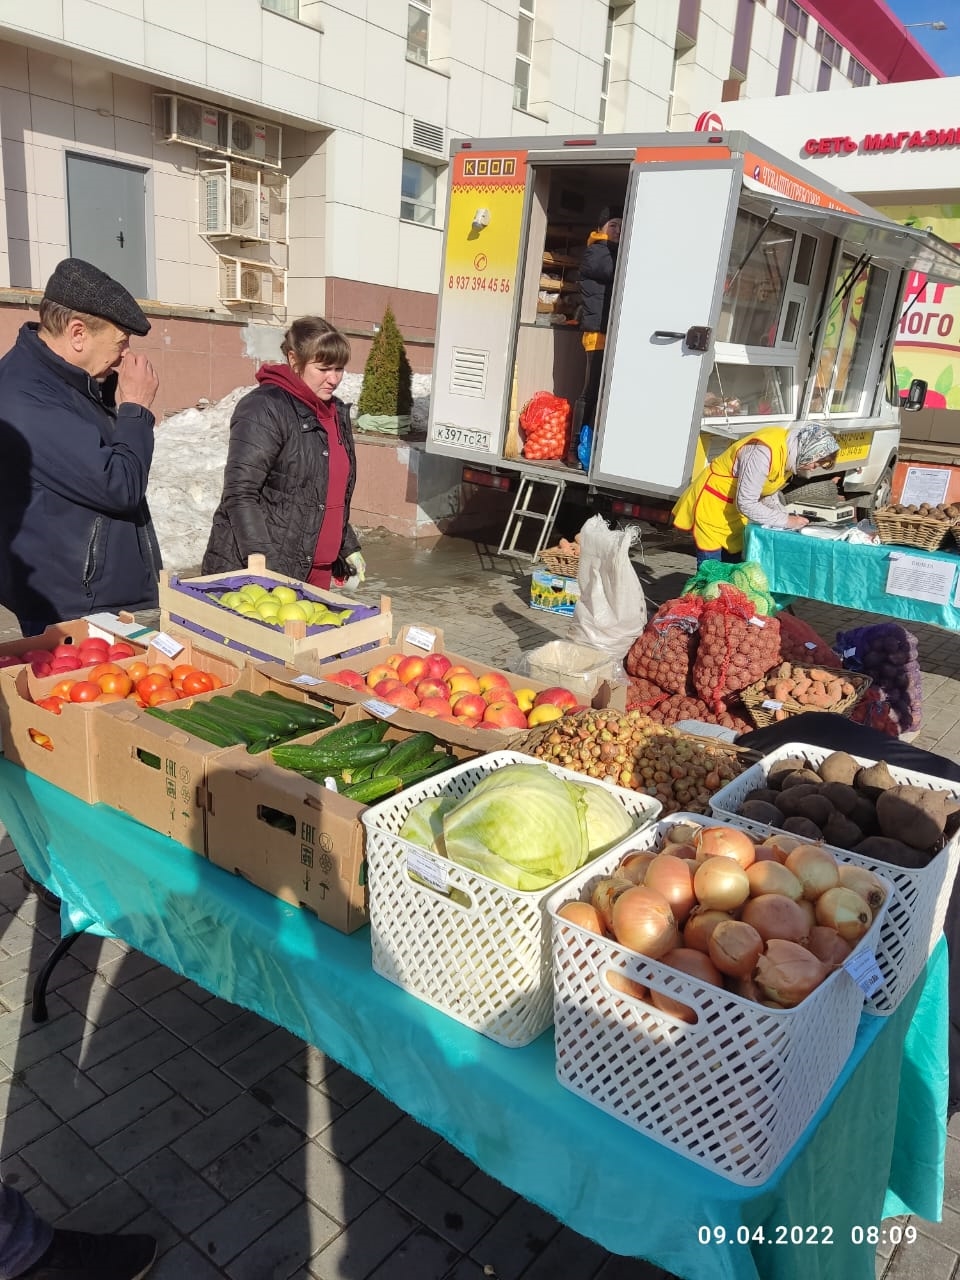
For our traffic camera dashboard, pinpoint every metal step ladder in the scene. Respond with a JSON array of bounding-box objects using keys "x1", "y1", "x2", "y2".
[{"x1": 497, "y1": 474, "x2": 566, "y2": 561}]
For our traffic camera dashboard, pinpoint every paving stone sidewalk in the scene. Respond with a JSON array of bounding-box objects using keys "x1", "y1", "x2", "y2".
[{"x1": 0, "y1": 525, "x2": 956, "y2": 1279}]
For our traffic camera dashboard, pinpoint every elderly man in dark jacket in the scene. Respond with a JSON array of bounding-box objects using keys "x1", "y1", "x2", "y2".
[{"x1": 0, "y1": 258, "x2": 161, "y2": 636}]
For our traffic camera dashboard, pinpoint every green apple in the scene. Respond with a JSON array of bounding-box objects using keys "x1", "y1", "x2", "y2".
[
  {"x1": 239, "y1": 584, "x2": 268, "y2": 602},
  {"x1": 256, "y1": 599, "x2": 281, "y2": 618},
  {"x1": 271, "y1": 585, "x2": 299, "y2": 605},
  {"x1": 277, "y1": 602, "x2": 309, "y2": 623}
]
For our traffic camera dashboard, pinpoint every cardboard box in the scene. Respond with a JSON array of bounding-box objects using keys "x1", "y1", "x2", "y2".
[
  {"x1": 94, "y1": 658, "x2": 331, "y2": 853},
  {"x1": 891, "y1": 459, "x2": 960, "y2": 506},
  {"x1": 529, "y1": 569, "x2": 580, "y2": 616},
  {"x1": 204, "y1": 706, "x2": 477, "y2": 933},
  {"x1": 0, "y1": 616, "x2": 150, "y2": 670},
  {"x1": 285, "y1": 624, "x2": 626, "y2": 751},
  {"x1": 159, "y1": 553, "x2": 392, "y2": 666}
]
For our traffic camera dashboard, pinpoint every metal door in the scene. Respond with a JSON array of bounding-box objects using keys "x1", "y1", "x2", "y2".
[
  {"x1": 590, "y1": 159, "x2": 741, "y2": 496},
  {"x1": 66, "y1": 153, "x2": 148, "y2": 299}
]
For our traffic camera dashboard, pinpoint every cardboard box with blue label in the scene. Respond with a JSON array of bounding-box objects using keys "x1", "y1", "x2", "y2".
[{"x1": 529, "y1": 569, "x2": 580, "y2": 616}]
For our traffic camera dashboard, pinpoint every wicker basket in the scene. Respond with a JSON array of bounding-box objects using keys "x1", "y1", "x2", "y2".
[
  {"x1": 873, "y1": 507, "x2": 956, "y2": 551},
  {"x1": 740, "y1": 668, "x2": 872, "y2": 728},
  {"x1": 538, "y1": 546, "x2": 580, "y2": 576}
]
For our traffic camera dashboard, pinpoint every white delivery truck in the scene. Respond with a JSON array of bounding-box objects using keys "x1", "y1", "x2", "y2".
[{"x1": 425, "y1": 129, "x2": 960, "y2": 553}]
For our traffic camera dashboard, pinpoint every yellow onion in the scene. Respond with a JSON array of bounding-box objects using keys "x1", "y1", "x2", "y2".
[
  {"x1": 605, "y1": 969, "x2": 647, "y2": 1000},
  {"x1": 807, "y1": 924, "x2": 853, "y2": 966},
  {"x1": 644, "y1": 854, "x2": 697, "y2": 926},
  {"x1": 649, "y1": 948, "x2": 722, "y2": 1023},
  {"x1": 740, "y1": 894, "x2": 810, "y2": 945},
  {"x1": 755, "y1": 939, "x2": 830, "y2": 1007},
  {"x1": 815, "y1": 887, "x2": 872, "y2": 942},
  {"x1": 727, "y1": 973, "x2": 762, "y2": 1002},
  {"x1": 837, "y1": 865, "x2": 887, "y2": 911},
  {"x1": 557, "y1": 900, "x2": 607, "y2": 937},
  {"x1": 693, "y1": 856, "x2": 751, "y2": 912},
  {"x1": 695, "y1": 826, "x2": 756, "y2": 870},
  {"x1": 746, "y1": 861, "x2": 803, "y2": 902},
  {"x1": 708, "y1": 920, "x2": 763, "y2": 978},
  {"x1": 784, "y1": 845, "x2": 840, "y2": 901},
  {"x1": 795, "y1": 897, "x2": 817, "y2": 932},
  {"x1": 668, "y1": 842, "x2": 699, "y2": 862},
  {"x1": 666, "y1": 821, "x2": 703, "y2": 846},
  {"x1": 617, "y1": 851, "x2": 655, "y2": 884},
  {"x1": 682, "y1": 908, "x2": 733, "y2": 954},
  {"x1": 761, "y1": 833, "x2": 804, "y2": 860},
  {"x1": 591, "y1": 876, "x2": 633, "y2": 932},
  {"x1": 611, "y1": 886, "x2": 677, "y2": 958},
  {"x1": 753, "y1": 843, "x2": 787, "y2": 864}
]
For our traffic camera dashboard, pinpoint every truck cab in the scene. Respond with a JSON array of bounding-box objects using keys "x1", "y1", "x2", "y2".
[{"x1": 426, "y1": 130, "x2": 960, "y2": 533}]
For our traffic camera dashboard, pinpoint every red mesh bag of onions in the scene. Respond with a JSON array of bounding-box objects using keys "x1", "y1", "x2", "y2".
[
  {"x1": 692, "y1": 585, "x2": 781, "y2": 711},
  {"x1": 624, "y1": 596, "x2": 703, "y2": 696}
]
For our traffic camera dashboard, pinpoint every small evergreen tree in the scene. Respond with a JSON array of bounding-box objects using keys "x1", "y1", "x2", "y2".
[{"x1": 357, "y1": 305, "x2": 413, "y2": 418}]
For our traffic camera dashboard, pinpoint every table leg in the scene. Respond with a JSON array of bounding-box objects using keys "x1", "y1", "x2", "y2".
[{"x1": 32, "y1": 931, "x2": 85, "y2": 1023}]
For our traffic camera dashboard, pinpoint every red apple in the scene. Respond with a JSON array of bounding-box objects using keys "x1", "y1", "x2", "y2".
[
  {"x1": 384, "y1": 652, "x2": 405, "y2": 670},
  {"x1": 450, "y1": 692, "x2": 486, "y2": 721},
  {"x1": 327, "y1": 668, "x2": 365, "y2": 691},
  {"x1": 366, "y1": 663, "x2": 397, "y2": 689},
  {"x1": 533, "y1": 686, "x2": 579, "y2": 711},
  {"x1": 482, "y1": 700, "x2": 529, "y2": 729},
  {"x1": 374, "y1": 677, "x2": 403, "y2": 696},
  {"x1": 417, "y1": 696, "x2": 454, "y2": 718},
  {"x1": 414, "y1": 678, "x2": 450, "y2": 701},
  {"x1": 397, "y1": 655, "x2": 428, "y2": 686},
  {"x1": 482, "y1": 686, "x2": 518, "y2": 705},
  {"x1": 478, "y1": 671, "x2": 511, "y2": 695},
  {"x1": 383, "y1": 685, "x2": 420, "y2": 710},
  {"x1": 424, "y1": 653, "x2": 452, "y2": 679},
  {"x1": 454, "y1": 714, "x2": 480, "y2": 729}
]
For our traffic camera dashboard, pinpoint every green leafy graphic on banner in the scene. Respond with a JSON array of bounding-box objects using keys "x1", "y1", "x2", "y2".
[{"x1": 935, "y1": 365, "x2": 954, "y2": 397}]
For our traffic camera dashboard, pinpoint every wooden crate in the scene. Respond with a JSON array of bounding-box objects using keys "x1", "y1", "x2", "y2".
[{"x1": 159, "y1": 554, "x2": 392, "y2": 667}]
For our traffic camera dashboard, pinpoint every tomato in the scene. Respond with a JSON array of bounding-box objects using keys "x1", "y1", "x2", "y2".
[
  {"x1": 147, "y1": 687, "x2": 179, "y2": 706},
  {"x1": 69, "y1": 681, "x2": 102, "y2": 703},
  {"x1": 181, "y1": 671, "x2": 214, "y2": 696},
  {"x1": 146, "y1": 663, "x2": 173, "y2": 679},
  {"x1": 206, "y1": 673, "x2": 224, "y2": 690},
  {"x1": 136, "y1": 674, "x2": 171, "y2": 700},
  {"x1": 50, "y1": 679, "x2": 77, "y2": 700},
  {"x1": 96, "y1": 692, "x2": 126, "y2": 703},
  {"x1": 98, "y1": 672, "x2": 133, "y2": 697},
  {"x1": 88, "y1": 662, "x2": 124, "y2": 681},
  {"x1": 127, "y1": 661, "x2": 149, "y2": 684},
  {"x1": 171, "y1": 664, "x2": 197, "y2": 690},
  {"x1": 28, "y1": 729, "x2": 53, "y2": 750},
  {"x1": 34, "y1": 696, "x2": 64, "y2": 715}
]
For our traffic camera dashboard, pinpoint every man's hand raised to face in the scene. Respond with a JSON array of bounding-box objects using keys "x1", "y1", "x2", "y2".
[{"x1": 116, "y1": 351, "x2": 159, "y2": 412}]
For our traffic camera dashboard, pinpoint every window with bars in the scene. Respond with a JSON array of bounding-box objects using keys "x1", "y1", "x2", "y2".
[
  {"x1": 599, "y1": 6, "x2": 615, "y2": 131},
  {"x1": 400, "y1": 157, "x2": 438, "y2": 226},
  {"x1": 407, "y1": 0, "x2": 430, "y2": 65},
  {"x1": 776, "y1": 0, "x2": 808, "y2": 38},
  {"x1": 515, "y1": 0, "x2": 535, "y2": 110},
  {"x1": 261, "y1": 0, "x2": 299, "y2": 16}
]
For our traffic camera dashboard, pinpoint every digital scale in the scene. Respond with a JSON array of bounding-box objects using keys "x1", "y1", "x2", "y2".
[{"x1": 785, "y1": 499, "x2": 858, "y2": 524}]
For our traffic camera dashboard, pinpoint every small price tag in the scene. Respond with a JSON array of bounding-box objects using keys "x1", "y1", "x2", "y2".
[
  {"x1": 843, "y1": 947, "x2": 884, "y2": 997},
  {"x1": 406, "y1": 848, "x2": 449, "y2": 894},
  {"x1": 292, "y1": 673, "x2": 323, "y2": 686},
  {"x1": 804, "y1": 642, "x2": 817, "y2": 651},
  {"x1": 151, "y1": 631, "x2": 184, "y2": 659},
  {"x1": 843, "y1": 648, "x2": 857, "y2": 658},
  {"x1": 363, "y1": 698, "x2": 398, "y2": 718},
  {"x1": 748, "y1": 617, "x2": 766, "y2": 628},
  {"x1": 323, "y1": 776, "x2": 339, "y2": 792},
  {"x1": 405, "y1": 627, "x2": 436, "y2": 652},
  {"x1": 761, "y1": 699, "x2": 783, "y2": 711}
]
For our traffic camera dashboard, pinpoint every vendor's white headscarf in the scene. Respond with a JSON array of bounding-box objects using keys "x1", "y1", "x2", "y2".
[{"x1": 794, "y1": 422, "x2": 839, "y2": 468}]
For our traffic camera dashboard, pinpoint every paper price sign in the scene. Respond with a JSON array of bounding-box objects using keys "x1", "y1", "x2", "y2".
[
  {"x1": 761, "y1": 699, "x2": 783, "y2": 711},
  {"x1": 292, "y1": 673, "x2": 323, "y2": 686},
  {"x1": 405, "y1": 627, "x2": 436, "y2": 652},
  {"x1": 406, "y1": 848, "x2": 449, "y2": 894},
  {"x1": 885, "y1": 552, "x2": 956, "y2": 606},
  {"x1": 363, "y1": 698, "x2": 398, "y2": 718},
  {"x1": 151, "y1": 632, "x2": 185, "y2": 659},
  {"x1": 843, "y1": 947, "x2": 884, "y2": 997}
]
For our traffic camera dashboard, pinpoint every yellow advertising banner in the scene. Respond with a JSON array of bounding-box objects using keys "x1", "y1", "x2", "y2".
[
  {"x1": 442, "y1": 150, "x2": 527, "y2": 301},
  {"x1": 877, "y1": 202, "x2": 960, "y2": 409}
]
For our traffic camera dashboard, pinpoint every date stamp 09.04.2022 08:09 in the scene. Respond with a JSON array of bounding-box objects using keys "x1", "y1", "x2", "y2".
[{"x1": 696, "y1": 1223, "x2": 919, "y2": 1248}]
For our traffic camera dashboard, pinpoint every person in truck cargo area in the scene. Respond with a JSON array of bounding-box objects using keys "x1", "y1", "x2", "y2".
[
  {"x1": 671, "y1": 422, "x2": 840, "y2": 568},
  {"x1": 202, "y1": 315, "x2": 366, "y2": 591},
  {"x1": 0, "y1": 258, "x2": 161, "y2": 638},
  {"x1": 576, "y1": 206, "x2": 622, "y2": 431}
]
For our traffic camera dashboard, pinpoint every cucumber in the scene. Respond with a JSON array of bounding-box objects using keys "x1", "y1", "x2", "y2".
[
  {"x1": 341, "y1": 774, "x2": 404, "y2": 803},
  {"x1": 146, "y1": 706, "x2": 244, "y2": 748},
  {"x1": 233, "y1": 690, "x2": 337, "y2": 732},
  {"x1": 270, "y1": 724, "x2": 390, "y2": 773},
  {"x1": 397, "y1": 755, "x2": 459, "y2": 787},
  {"x1": 372, "y1": 732, "x2": 438, "y2": 778},
  {"x1": 206, "y1": 695, "x2": 303, "y2": 736}
]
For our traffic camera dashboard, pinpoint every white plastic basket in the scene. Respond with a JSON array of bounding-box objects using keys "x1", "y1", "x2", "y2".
[
  {"x1": 709, "y1": 743, "x2": 960, "y2": 1015},
  {"x1": 546, "y1": 813, "x2": 891, "y2": 1185},
  {"x1": 360, "y1": 751, "x2": 661, "y2": 1048}
]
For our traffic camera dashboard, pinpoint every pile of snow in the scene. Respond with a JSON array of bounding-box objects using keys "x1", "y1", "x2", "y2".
[{"x1": 147, "y1": 371, "x2": 433, "y2": 574}]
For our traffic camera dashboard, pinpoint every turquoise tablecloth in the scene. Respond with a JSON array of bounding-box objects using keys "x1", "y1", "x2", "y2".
[
  {"x1": 0, "y1": 756, "x2": 947, "y2": 1280},
  {"x1": 744, "y1": 525, "x2": 960, "y2": 629}
]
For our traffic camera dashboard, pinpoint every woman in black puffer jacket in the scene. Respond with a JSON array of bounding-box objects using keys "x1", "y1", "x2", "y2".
[{"x1": 202, "y1": 316, "x2": 364, "y2": 589}]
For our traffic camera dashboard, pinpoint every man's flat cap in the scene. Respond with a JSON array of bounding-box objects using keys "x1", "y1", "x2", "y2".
[{"x1": 43, "y1": 258, "x2": 150, "y2": 336}]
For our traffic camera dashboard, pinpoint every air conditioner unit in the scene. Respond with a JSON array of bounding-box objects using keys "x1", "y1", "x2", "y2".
[
  {"x1": 199, "y1": 164, "x2": 229, "y2": 236},
  {"x1": 403, "y1": 116, "x2": 446, "y2": 161},
  {"x1": 219, "y1": 256, "x2": 286, "y2": 307},
  {"x1": 227, "y1": 112, "x2": 283, "y2": 168},
  {"x1": 261, "y1": 172, "x2": 289, "y2": 244},
  {"x1": 200, "y1": 163, "x2": 272, "y2": 240},
  {"x1": 154, "y1": 94, "x2": 224, "y2": 149}
]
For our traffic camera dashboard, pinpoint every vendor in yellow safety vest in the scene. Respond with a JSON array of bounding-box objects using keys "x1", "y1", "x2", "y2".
[{"x1": 672, "y1": 423, "x2": 840, "y2": 568}]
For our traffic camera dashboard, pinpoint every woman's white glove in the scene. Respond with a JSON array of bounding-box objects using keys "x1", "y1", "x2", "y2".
[{"x1": 345, "y1": 551, "x2": 366, "y2": 588}]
